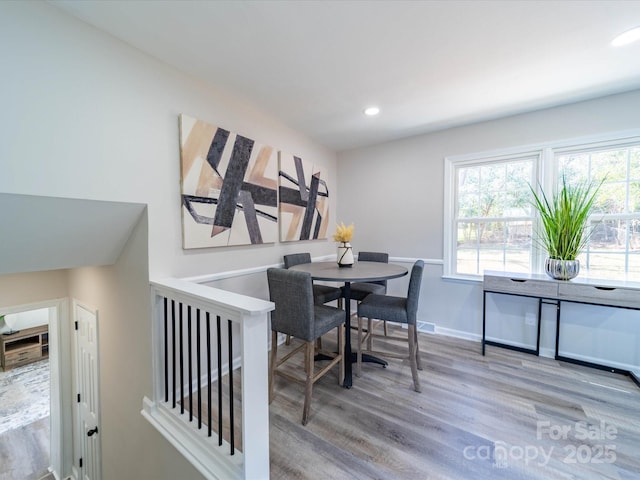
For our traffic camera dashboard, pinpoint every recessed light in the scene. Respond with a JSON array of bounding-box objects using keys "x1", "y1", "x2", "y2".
[
  {"x1": 363, "y1": 106, "x2": 380, "y2": 116},
  {"x1": 612, "y1": 26, "x2": 640, "y2": 47}
]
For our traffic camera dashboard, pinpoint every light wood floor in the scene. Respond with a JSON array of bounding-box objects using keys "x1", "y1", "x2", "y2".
[{"x1": 266, "y1": 327, "x2": 640, "y2": 479}]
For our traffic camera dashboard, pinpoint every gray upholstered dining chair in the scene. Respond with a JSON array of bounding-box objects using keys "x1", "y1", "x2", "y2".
[
  {"x1": 267, "y1": 268, "x2": 345, "y2": 425},
  {"x1": 283, "y1": 253, "x2": 344, "y2": 346},
  {"x1": 283, "y1": 253, "x2": 344, "y2": 305},
  {"x1": 356, "y1": 260, "x2": 424, "y2": 392},
  {"x1": 350, "y1": 251, "x2": 389, "y2": 300},
  {"x1": 350, "y1": 251, "x2": 390, "y2": 335}
]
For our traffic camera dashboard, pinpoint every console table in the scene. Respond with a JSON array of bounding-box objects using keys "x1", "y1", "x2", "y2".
[
  {"x1": 0, "y1": 324, "x2": 49, "y2": 370},
  {"x1": 482, "y1": 271, "x2": 640, "y2": 388}
]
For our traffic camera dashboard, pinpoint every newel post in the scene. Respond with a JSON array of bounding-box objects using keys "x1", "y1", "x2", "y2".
[{"x1": 239, "y1": 311, "x2": 270, "y2": 479}]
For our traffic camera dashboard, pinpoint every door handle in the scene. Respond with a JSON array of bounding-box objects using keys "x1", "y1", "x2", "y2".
[{"x1": 87, "y1": 426, "x2": 99, "y2": 437}]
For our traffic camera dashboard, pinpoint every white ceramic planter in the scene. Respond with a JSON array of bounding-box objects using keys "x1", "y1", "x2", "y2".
[{"x1": 337, "y1": 242, "x2": 354, "y2": 267}]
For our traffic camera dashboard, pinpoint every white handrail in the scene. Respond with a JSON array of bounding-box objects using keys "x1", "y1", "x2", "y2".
[{"x1": 143, "y1": 278, "x2": 273, "y2": 480}]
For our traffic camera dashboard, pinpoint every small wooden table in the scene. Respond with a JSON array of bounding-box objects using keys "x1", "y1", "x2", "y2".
[{"x1": 289, "y1": 261, "x2": 408, "y2": 387}]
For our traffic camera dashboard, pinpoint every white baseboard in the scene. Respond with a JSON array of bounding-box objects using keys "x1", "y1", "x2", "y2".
[
  {"x1": 557, "y1": 351, "x2": 640, "y2": 373},
  {"x1": 434, "y1": 326, "x2": 481, "y2": 342},
  {"x1": 539, "y1": 347, "x2": 555, "y2": 358}
]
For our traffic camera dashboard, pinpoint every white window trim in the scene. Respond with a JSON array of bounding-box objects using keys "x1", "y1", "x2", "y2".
[
  {"x1": 444, "y1": 147, "x2": 542, "y2": 280},
  {"x1": 443, "y1": 128, "x2": 640, "y2": 281}
]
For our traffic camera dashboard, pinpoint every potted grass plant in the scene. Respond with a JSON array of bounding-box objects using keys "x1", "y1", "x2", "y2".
[{"x1": 529, "y1": 175, "x2": 602, "y2": 280}]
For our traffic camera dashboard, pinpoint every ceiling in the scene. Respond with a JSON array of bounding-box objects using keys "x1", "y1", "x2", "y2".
[
  {"x1": 50, "y1": 0, "x2": 640, "y2": 151},
  {"x1": 0, "y1": 194, "x2": 145, "y2": 275}
]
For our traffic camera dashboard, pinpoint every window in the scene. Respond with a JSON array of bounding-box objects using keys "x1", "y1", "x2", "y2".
[
  {"x1": 446, "y1": 152, "x2": 538, "y2": 278},
  {"x1": 557, "y1": 142, "x2": 640, "y2": 281},
  {"x1": 444, "y1": 133, "x2": 640, "y2": 281}
]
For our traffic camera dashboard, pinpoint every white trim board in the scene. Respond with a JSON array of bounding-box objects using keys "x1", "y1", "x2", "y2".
[{"x1": 181, "y1": 256, "x2": 444, "y2": 285}]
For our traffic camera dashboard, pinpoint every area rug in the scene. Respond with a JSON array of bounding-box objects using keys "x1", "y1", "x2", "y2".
[{"x1": 0, "y1": 359, "x2": 50, "y2": 435}]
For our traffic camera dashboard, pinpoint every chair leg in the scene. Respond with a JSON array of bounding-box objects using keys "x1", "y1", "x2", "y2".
[
  {"x1": 383, "y1": 320, "x2": 388, "y2": 336},
  {"x1": 414, "y1": 324, "x2": 422, "y2": 370},
  {"x1": 338, "y1": 324, "x2": 345, "y2": 385},
  {"x1": 408, "y1": 324, "x2": 421, "y2": 393},
  {"x1": 285, "y1": 334, "x2": 291, "y2": 345},
  {"x1": 367, "y1": 318, "x2": 373, "y2": 350},
  {"x1": 302, "y1": 340, "x2": 314, "y2": 425},
  {"x1": 357, "y1": 316, "x2": 363, "y2": 376},
  {"x1": 269, "y1": 331, "x2": 278, "y2": 403}
]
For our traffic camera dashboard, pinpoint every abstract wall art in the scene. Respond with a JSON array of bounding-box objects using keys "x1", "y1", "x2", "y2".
[
  {"x1": 179, "y1": 114, "x2": 278, "y2": 248},
  {"x1": 278, "y1": 151, "x2": 330, "y2": 242}
]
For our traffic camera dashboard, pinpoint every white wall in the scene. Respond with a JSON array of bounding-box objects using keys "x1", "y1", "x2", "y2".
[
  {"x1": 0, "y1": 2, "x2": 337, "y2": 479},
  {"x1": 4, "y1": 1, "x2": 640, "y2": 476},
  {"x1": 337, "y1": 89, "x2": 640, "y2": 348},
  {"x1": 0, "y1": 0, "x2": 338, "y2": 280},
  {"x1": 0, "y1": 271, "x2": 69, "y2": 309},
  {"x1": 66, "y1": 213, "x2": 206, "y2": 480},
  {"x1": 1, "y1": 307, "x2": 50, "y2": 333}
]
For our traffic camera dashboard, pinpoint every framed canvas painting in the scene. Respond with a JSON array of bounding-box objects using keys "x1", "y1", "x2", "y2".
[
  {"x1": 179, "y1": 114, "x2": 278, "y2": 248},
  {"x1": 278, "y1": 152, "x2": 330, "y2": 242}
]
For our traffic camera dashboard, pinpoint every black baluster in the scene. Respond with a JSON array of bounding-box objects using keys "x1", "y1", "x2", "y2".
[
  {"x1": 172, "y1": 299, "x2": 176, "y2": 409},
  {"x1": 164, "y1": 297, "x2": 168, "y2": 403},
  {"x1": 228, "y1": 319, "x2": 234, "y2": 455},
  {"x1": 217, "y1": 315, "x2": 222, "y2": 446},
  {"x1": 188, "y1": 306, "x2": 193, "y2": 421},
  {"x1": 206, "y1": 312, "x2": 212, "y2": 438},
  {"x1": 179, "y1": 303, "x2": 184, "y2": 415},
  {"x1": 197, "y1": 308, "x2": 202, "y2": 429}
]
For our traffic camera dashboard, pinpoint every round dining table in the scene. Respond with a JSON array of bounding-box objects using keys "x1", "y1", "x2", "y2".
[{"x1": 289, "y1": 260, "x2": 408, "y2": 388}]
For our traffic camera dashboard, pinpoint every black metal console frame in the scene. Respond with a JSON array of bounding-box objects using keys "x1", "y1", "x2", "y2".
[
  {"x1": 482, "y1": 289, "x2": 551, "y2": 356},
  {"x1": 556, "y1": 299, "x2": 640, "y2": 389},
  {"x1": 482, "y1": 274, "x2": 640, "y2": 389}
]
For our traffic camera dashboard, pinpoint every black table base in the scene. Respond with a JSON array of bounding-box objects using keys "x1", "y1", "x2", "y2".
[
  {"x1": 315, "y1": 352, "x2": 388, "y2": 368},
  {"x1": 314, "y1": 352, "x2": 388, "y2": 389}
]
